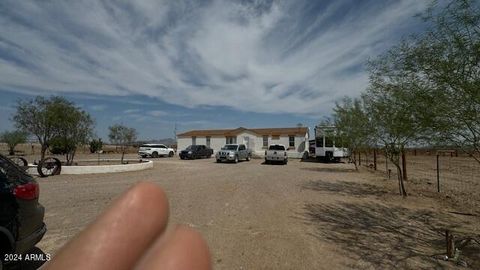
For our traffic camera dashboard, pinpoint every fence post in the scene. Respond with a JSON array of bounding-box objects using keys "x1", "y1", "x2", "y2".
[
  {"x1": 385, "y1": 154, "x2": 388, "y2": 178},
  {"x1": 373, "y1": 148, "x2": 377, "y2": 170},
  {"x1": 437, "y1": 154, "x2": 440, "y2": 192},
  {"x1": 446, "y1": 230, "x2": 454, "y2": 258},
  {"x1": 402, "y1": 150, "x2": 407, "y2": 181}
]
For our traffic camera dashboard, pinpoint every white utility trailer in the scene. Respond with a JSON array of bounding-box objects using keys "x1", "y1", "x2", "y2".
[{"x1": 314, "y1": 125, "x2": 349, "y2": 162}]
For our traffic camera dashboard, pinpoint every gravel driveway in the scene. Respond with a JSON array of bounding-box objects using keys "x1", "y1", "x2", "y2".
[{"x1": 35, "y1": 156, "x2": 480, "y2": 269}]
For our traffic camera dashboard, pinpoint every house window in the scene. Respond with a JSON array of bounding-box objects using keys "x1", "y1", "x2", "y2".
[
  {"x1": 226, "y1": 136, "x2": 236, "y2": 144},
  {"x1": 289, "y1": 136, "x2": 295, "y2": 147},
  {"x1": 206, "y1": 136, "x2": 211, "y2": 148},
  {"x1": 192, "y1": 136, "x2": 196, "y2": 145},
  {"x1": 262, "y1": 135, "x2": 268, "y2": 147}
]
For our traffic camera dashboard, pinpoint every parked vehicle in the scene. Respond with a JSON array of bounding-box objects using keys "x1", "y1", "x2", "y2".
[
  {"x1": 179, "y1": 145, "x2": 213, "y2": 159},
  {"x1": 265, "y1": 144, "x2": 288, "y2": 164},
  {"x1": 138, "y1": 144, "x2": 175, "y2": 158},
  {"x1": 0, "y1": 154, "x2": 46, "y2": 269},
  {"x1": 314, "y1": 125, "x2": 349, "y2": 162},
  {"x1": 215, "y1": 144, "x2": 251, "y2": 163}
]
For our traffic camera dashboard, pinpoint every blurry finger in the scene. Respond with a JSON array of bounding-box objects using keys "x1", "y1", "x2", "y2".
[
  {"x1": 44, "y1": 182, "x2": 170, "y2": 270},
  {"x1": 135, "y1": 225, "x2": 211, "y2": 270}
]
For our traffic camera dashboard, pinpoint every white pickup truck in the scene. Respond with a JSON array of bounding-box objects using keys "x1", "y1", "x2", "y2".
[{"x1": 264, "y1": 144, "x2": 288, "y2": 165}]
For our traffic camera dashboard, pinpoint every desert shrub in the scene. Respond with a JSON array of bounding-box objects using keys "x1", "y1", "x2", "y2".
[{"x1": 89, "y1": 138, "x2": 103, "y2": 153}]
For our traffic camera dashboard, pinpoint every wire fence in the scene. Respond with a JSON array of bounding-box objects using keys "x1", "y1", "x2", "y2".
[{"x1": 358, "y1": 149, "x2": 480, "y2": 211}]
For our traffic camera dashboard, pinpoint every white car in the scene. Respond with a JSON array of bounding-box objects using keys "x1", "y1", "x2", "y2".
[
  {"x1": 265, "y1": 144, "x2": 288, "y2": 164},
  {"x1": 138, "y1": 144, "x2": 175, "y2": 158}
]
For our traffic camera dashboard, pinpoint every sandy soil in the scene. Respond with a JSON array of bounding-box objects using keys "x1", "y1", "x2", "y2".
[
  {"x1": 32, "y1": 155, "x2": 479, "y2": 269},
  {"x1": 363, "y1": 153, "x2": 480, "y2": 216}
]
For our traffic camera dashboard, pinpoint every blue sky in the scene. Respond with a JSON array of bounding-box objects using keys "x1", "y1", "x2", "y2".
[{"x1": 0, "y1": 0, "x2": 428, "y2": 140}]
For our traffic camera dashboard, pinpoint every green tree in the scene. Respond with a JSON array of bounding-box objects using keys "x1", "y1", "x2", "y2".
[
  {"x1": 52, "y1": 107, "x2": 94, "y2": 165},
  {"x1": 89, "y1": 138, "x2": 103, "y2": 154},
  {"x1": 13, "y1": 96, "x2": 94, "y2": 165},
  {"x1": 363, "y1": 43, "x2": 433, "y2": 197},
  {"x1": 13, "y1": 96, "x2": 69, "y2": 162},
  {"x1": 0, "y1": 130, "x2": 27, "y2": 155},
  {"x1": 329, "y1": 0, "x2": 479, "y2": 196},
  {"x1": 407, "y1": 0, "x2": 480, "y2": 162},
  {"x1": 48, "y1": 136, "x2": 73, "y2": 156},
  {"x1": 108, "y1": 124, "x2": 137, "y2": 164},
  {"x1": 333, "y1": 97, "x2": 371, "y2": 170}
]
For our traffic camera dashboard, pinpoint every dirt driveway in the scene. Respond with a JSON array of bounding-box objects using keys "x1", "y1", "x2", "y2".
[{"x1": 36, "y1": 156, "x2": 479, "y2": 269}]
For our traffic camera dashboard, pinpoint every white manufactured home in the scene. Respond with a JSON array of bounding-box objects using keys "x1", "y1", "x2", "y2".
[{"x1": 177, "y1": 127, "x2": 309, "y2": 158}]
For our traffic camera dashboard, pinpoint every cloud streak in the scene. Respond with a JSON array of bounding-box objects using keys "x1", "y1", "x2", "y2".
[{"x1": 0, "y1": 0, "x2": 427, "y2": 115}]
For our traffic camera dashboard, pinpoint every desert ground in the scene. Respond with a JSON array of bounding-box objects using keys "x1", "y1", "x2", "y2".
[{"x1": 27, "y1": 154, "x2": 480, "y2": 269}]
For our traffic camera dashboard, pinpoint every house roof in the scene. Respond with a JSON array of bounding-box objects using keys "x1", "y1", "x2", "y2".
[{"x1": 177, "y1": 127, "x2": 308, "y2": 137}]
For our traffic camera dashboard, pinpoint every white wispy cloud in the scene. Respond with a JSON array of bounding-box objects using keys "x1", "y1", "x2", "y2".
[
  {"x1": 0, "y1": 0, "x2": 427, "y2": 115},
  {"x1": 89, "y1": 104, "x2": 107, "y2": 111},
  {"x1": 147, "y1": 110, "x2": 168, "y2": 117},
  {"x1": 124, "y1": 109, "x2": 141, "y2": 114}
]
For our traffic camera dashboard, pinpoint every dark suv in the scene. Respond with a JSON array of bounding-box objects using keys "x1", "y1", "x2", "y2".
[
  {"x1": 0, "y1": 154, "x2": 46, "y2": 269},
  {"x1": 179, "y1": 145, "x2": 214, "y2": 160}
]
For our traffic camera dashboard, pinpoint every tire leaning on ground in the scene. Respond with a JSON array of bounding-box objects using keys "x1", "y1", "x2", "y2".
[
  {"x1": 246, "y1": 155, "x2": 251, "y2": 161},
  {"x1": 168, "y1": 151, "x2": 174, "y2": 157},
  {"x1": 234, "y1": 155, "x2": 239, "y2": 163},
  {"x1": 152, "y1": 152, "x2": 159, "y2": 158},
  {"x1": 11, "y1": 156, "x2": 28, "y2": 168},
  {"x1": 37, "y1": 157, "x2": 62, "y2": 177}
]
